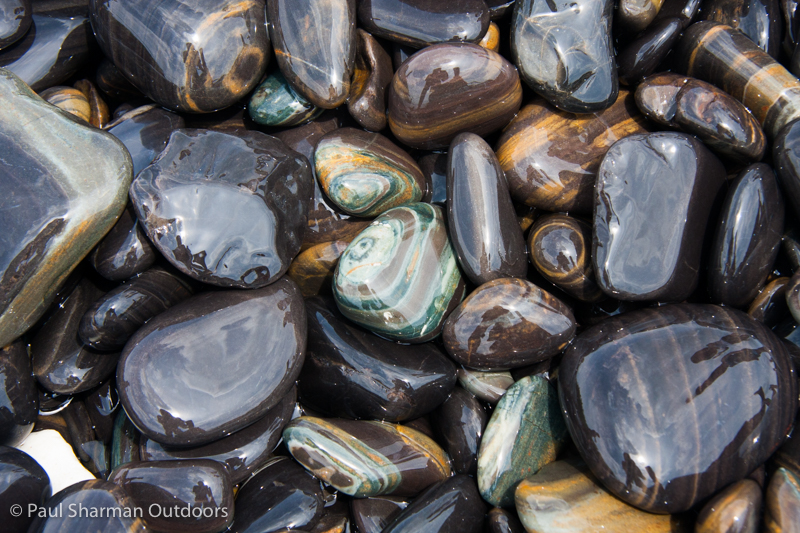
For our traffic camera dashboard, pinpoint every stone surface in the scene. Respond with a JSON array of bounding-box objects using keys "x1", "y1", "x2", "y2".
[
  {"x1": 593, "y1": 132, "x2": 726, "y2": 301},
  {"x1": 0, "y1": 0, "x2": 30, "y2": 50},
  {"x1": 40, "y1": 86, "x2": 90, "y2": 123},
  {"x1": 108, "y1": 460, "x2": 233, "y2": 533},
  {"x1": 529, "y1": 214, "x2": 604, "y2": 302},
  {"x1": 248, "y1": 70, "x2": 322, "y2": 127},
  {"x1": 0, "y1": 340, "x2": 37, "y2": 447},
  {"x1": 109, "y1": 411, "x2": 139, "y2": 472},
  {"x1": 287, "y1": 240, "x2": 349, "y2": 297},
  {"x1": 73, "y1": 78, "x2": 108, "y2": 128},
  {"x1": 0, "y1": 446, "x2": 50, "y2": 533},
  {"x1": 0, "y1": 69, "x2": 132, "y2": 348},
  {"x1": 283, "y1": 416, "x2": 452, "y2": 497},
  {"x1": 79, "y1": 267, "x2": 193, "y2": 351},
  {"x1": 351, "y1": 496, "x2": 409, "y2": 533},
  {"x1": 89, "y1": 204, "x2": 158, "y2": 282},
  {"x1": 348, "y1": 29, "x2": 392, "y2": 131},
  {"x1": 357, "y1": 0, "x2": 490, "y2": 48},
  {"x1": 27, "y1": 479, "x2": 144, "y2": 533},
  {"x1": 457, "y1": 369, "x2": 513, "y2": 404},
  {"x1": 447, "y1": 133, "x2": 527, "y2": 285},
  {"x1": 267, "y1": 0, "x2": 355, "y2": 109},
  {"x1": 677, "y1": 21, "x2": 800, "y2": 138},
  {"x1": 511, "y1": 0, "x2": 618, "y2": 113},
  {"x1": 695, "y1": 479, "x2": 761, "y2": 533},
  {"x1": 495, "y1": 90, "x2": 649, "y2": 214},
  {"x1": 90, "y1": 0, "x2": 270, "y2": 113},
  {"x1": 515, "y1": 458, "x2": 686, "y2": 532},
  {"x1": 315, "y1": 128, "x2": 425, "y2": 217},
  {"x1": 14, "y1": 429, "x2": 94, "y2": 494},
  {"x1": 381, "y1": 475, "x2": 486, "y2": 533},
  {"x1": 618, "y1": 0, "x2": 664, "y2": 32},
  {"x1": 788, "y1": 271, "x2": 800, "y2": 324},
  {"x1": 130, "y1": 129, "x2": 312, "y2": 289},
  {"x1": 30, "y1": 279, "x2": 119, "y2": 395},
  {"x1": 388, "y1": 42, "x2": 522, "y2": 149},
  {"x1": 333, "y1": 203, "x2": 464, "y2": 343},
  {"x1": 300, "y1": 296, "x2": 456, "y2": 422},
  {"x1": 764, "y1": 468, "x2": 800, "y2": 533},
  {"x1": 106, "y1": 105, "x2": 185, "y2": 178},
  {"x1": 774, "y1": 117, "x2": 800, "y2": 216},
  {"x1": 229, "y1": 456, "x2": 325, "y2": 533},
  {"x1": 479, "y1": 21, "x2": 500, "y2": 51},
  {"x1": 635, "y1": 73, "x2": 767, "y2": 162},
  {"x1": 487, "y1": 507, "x2": 525, "y2": 533},
  {"x1": 140, "y1": 388, "x2": 294, "y2": 485},
  {"x1": 477, "y1": 376, "x2": 567, "y2": 507},
  {"x1": 701, "y1": 0, "x2": 781, "y2": 57},
  {"x1": 443, "y1": 279, "x2": 576, "y2": 370},
  {"x1": 748, "y1": 276, "x2": 790, "y2": 326},
  {"x1": 708, "y1": 164, "x2": 784, "y2": 307},
  {"x1": 0, "y1": 1, "x2": 92, "y2": 91},
  {"x1": 559, "y1": 304, "x2": 797, "y2": 513},
  {"x1": 117, "y1": 278, "x2": 306, "y2": 447},
  {"x1": 429, "y1": 387, "x2": 487, "y2": 476}
]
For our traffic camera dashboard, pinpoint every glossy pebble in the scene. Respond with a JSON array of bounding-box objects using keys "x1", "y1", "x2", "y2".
[
  {"x1": 248, "y1": 70, "x2": 322, "y2": 127},
  {"x1": 695, "y1": 479, "x2": 761, "y2": 533}
]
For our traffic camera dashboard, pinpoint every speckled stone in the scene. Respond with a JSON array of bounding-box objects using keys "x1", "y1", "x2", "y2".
[
  {"x1": 333, "y1": 203, "x2": 464, "y2": 343},
  {"x1": 283, "y1": 416, "x2": 452, "y2": 497},
  {"x1": 477, "y1": 376, "x2": 568, "y2": 508},
  {"x1": 0, "y1": 69, "x2": 132, "y2": 348}
]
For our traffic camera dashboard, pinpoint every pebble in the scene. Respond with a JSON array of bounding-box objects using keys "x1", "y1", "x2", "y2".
[
  {"x1": 0, "y1": 68, "x2": 132, "y2": 348},
  {"x1": 764, "y1": 467, "x2": 800, "y2": 532},
  {"x1": 694, "y1": 479, "x2": 761, "y2": 533},
  {"x1": 248, "y1": 70, "x2": 323, "y2": 127},
  {"x1": 0, "y1": 339, "x2": 37, "y2": 446},
  {"x1": 0, "y1": 0, "x2": 30, "y2": 50},
  {"x1": 477, "y1": 376, "x2": 567, "y2": 507},
  {"x1": 559, "y1": 304, "x2": 796, "y2": 513},
  {"x1": 429, "y1": 386, "x2": 487, "y2": 476},
  {"x1": 0, "y1": 446, "x2": 50, "y2": 533}
]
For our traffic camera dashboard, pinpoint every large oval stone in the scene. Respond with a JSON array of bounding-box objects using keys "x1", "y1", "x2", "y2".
[
  {"x1": 0, "y1": 69, "x2": 132, "y2": 348},
  {"x1": 118, "y1": 278, "x2": 306, "y2": 447},
  {"x1": 267, "y1": 0, "x2": 355, "y2": 109},
  {"x1": 559, "y1": 304, "x2": 797, "y2": 513},
  {"x1": 443, "y1": 279, "x2": 576, "y2": 370},
  {"x1": 593, "y1": 132, "x2": 726, "y2": 301},
  {"x1": 130, "y1": 129, "x2": 312, "y2": 289},
  {"x1": 283, "y1": 416, "x2": 452, "y2": 497},
  {"x1": 388, "y1": 42, "x2": 522, "y2": 149},
  {"x1": 90, "y1": 0, "x2": 270, "y2": 113},
  {"x1": 333, "y1": 203, "x2": 464, "y2": 343},
  {"x1": 300, "y1": 296, "x2": 456, "y2": 421}
]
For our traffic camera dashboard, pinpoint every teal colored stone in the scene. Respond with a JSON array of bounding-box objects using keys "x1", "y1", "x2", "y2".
[
  {"x1": 0, "y1": 68, "x2": 133, "y2": 348},
  {"x1": 248, "y1": 71, "x2": 323, "y2": 126},
  {"x1": 333, "y1": 203, "x2": 464, "y2": 343},
  {"x1": 477, "y1": 375, "x2": 568, "y2": 508},
  {"x1": 315, "y1": 127, "x2": 425, "y2": 217}
]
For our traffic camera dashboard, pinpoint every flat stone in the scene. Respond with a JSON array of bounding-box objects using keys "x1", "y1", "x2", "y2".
[
  {"x1": 559, "y1": 304, "x2": 797, "y2": 513},
  {"x1": 117, "y1": 278, "x2": 306, "y2": 447},
  {"x1": 333, "y1": 203, "x2": 464, "y2": 343},
  {"x1": 267, "y1": 0, "x2": 355, "y2": 108},
  {"x1": 283, "y1": 416, "x2": 451, "y2": 497},
  {"x1": 0, "y1": 68, "x2": 132, "y2": 348},
  {"x1": 477, "y1": 376, "x2": 567, "y2": 507},
  {"x1": 130, "y1": 129, "x2": 312, "y2": 289},
  {"x1": 90, "y1": 0, "x2": 270, "y2": 112}
]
